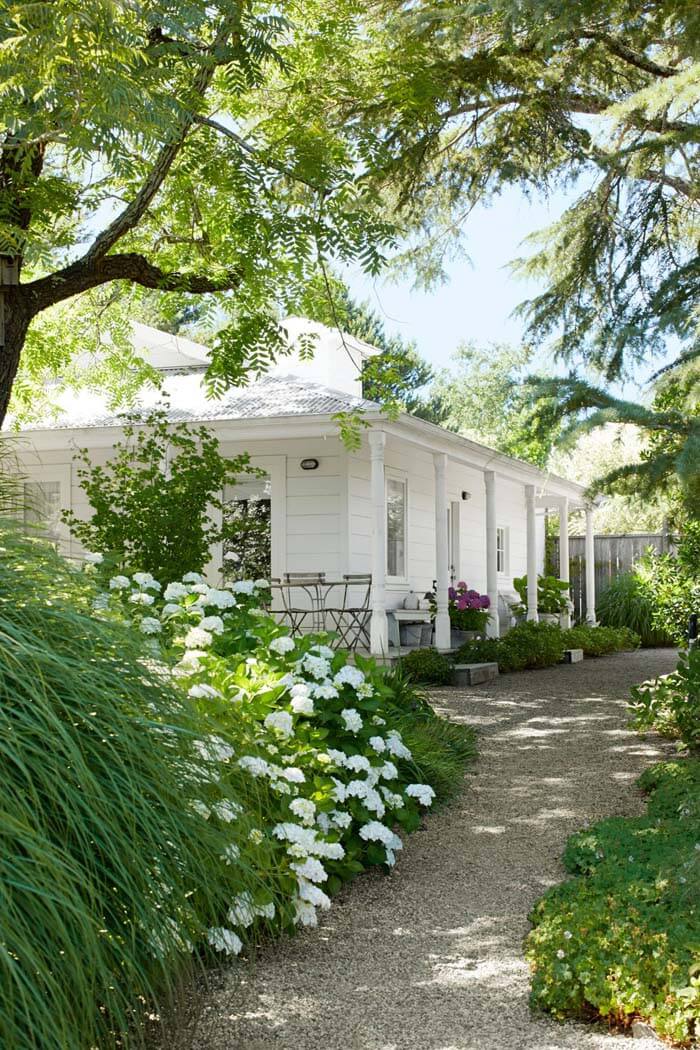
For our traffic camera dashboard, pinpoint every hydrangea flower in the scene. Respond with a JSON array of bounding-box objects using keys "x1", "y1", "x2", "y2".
[
  {"x1": 203, "y1": 588, "x2": 237, "y2": 609},
  {"x1": 405, "y1": 783, "x2": 436, "y2": 807},
  {"x1": 334, "y1": 665, "x2": 365, "y2": 689},
  {"x1": 369, "y1": 736, "x2": 386, "y2": 753},
  {"x1": 109, "y1": 575, "x2": 130, "y2": 590},
  {"x1": 187, "y1": 683, "x2": 220, "y2": 699},
  {"x1": 269, "y1": 635, "x2": 295, "y2": 655},
  {"x1": 302, "y1": 654, "x2": 331, "y2": 680},
  {"x1": 228, "y1": 892, "x2": 257, "y2": 927},
  {"x1": 161, "y1": 602, "x2": 184, "y2": 617},
  {"x1": 344, "y1": 754, "x2": 372, "y2": 773},
  {"x1": 140, "y1": 617, "x2": 162, "y2": 635},
  {"x1": 194, "y1": 736, "x2": 235, "y2": 763},
  {"x1": 84, "y1": 551, "x2": 104, "y2": 564},
  {"x1": 358, "y1": 821, "x2": 403, "y2": 851},
  {"x1": 232, "y1": 580, "x2": 255, "y2": 595},
  {"x1": 207, "y1": 927, "x2": 243, "y2": 955},
  {"x1": 238, "y1": 755, "x2": 272, "y2": 777},
  {"x1": 199, "y1": 615, "x2": 225, "y2": 634},
  {"x1": 386, "y1": 730, "x2": 412, "y2": 760},
  {"x1": 289, "y1": 798, "x2": 316, "y2": 825},
  {"x1": 163, "y1": 581, "x2": 188, "y2": 600},
  {"x1": 133, "y1": 571, "x2": 161, "y2": 591},
  {"x1": 341, "y1": 708, "x2": 363, "y2": 733},
  {"x1": 184, "y1": 626, "x2": 213, "y2": 649},
  {"x1": 130, "y1": 591, "x2": 155, "y2": 606},
  {"x1": 291, "y1": 857, "x2": 327, "y2": 882},
  {"x1": 312, "y1": 681, "x2": 339, "y2": 700},
  {"x1": 212, "y1": 799, "x2": 242, "y2": 822},
  {"x1": 297, "y1": 877, "x2": 331, "y2": 909},
  {"x1": 264, "y1": 710, "x2": 294, "y2": 738},
  {"x1": 182, "y1": 572, "x2": 206, "y2": 584},
  {"x1": 280, "y1": 766, "x2": 305, "y2": 783},
  {"x1": 290, "y1": 693, "x2": 314, "y2": 716}
]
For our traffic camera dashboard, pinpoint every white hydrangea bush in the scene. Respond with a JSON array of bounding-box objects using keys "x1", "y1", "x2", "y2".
[{"x1": 92, "y1": 567, "x2": 437, "y2": 955}]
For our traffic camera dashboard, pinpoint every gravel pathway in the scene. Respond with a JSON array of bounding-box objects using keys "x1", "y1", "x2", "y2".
[{"x1": 188, "y1": 648, "x2": 678, "y2": 1050}]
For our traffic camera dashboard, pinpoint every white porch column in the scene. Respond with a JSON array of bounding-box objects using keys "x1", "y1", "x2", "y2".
[
  {"x1": 585, "y1": 505, "x2": 597, "y2": 625},
  {"x1": 369, "y1": 430, "x2": 388, "y2": 655},
  {"x1": 433, "y1": 452, "x2": 451, "y2": 651},
  {"x1": 484, "y1": 470, "x2": 500, "y2": 638},
  {"x1": 525, "y1": 484, "x2": 539, "y2": 622},
  {"x1": 558, "y1": 497, "x2": 571, "y2": 629}
]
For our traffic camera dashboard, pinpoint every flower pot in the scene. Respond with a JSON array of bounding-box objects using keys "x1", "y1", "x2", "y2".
[
  {"x1": 538, "y1": 613, "x2": 560, "y2": 625},
  {"x1": 450, "y1": 629, "x2": 480, "y2": 648},
  {"x1": 400, "y1": 623, "x2": 424, "y2": 647}
]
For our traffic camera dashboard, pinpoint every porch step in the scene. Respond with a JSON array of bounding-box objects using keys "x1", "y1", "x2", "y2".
[
  {"x1": 453, "y1": 662, "x2": 499, "y2": 686},
  {"x1": 562, "y1": 648, "x2": 584, "y2": 663}
]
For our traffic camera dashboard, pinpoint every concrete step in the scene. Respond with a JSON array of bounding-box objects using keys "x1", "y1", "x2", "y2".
[
  {"x1": 453, "y1": 662, "x2": 499, "y2": 686},
  {"x1": 562, "y1": 648, "x2": 584, "y2": 663}
]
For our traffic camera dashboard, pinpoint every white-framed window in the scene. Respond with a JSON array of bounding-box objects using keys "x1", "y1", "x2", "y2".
[
  {"x1": 496, "y1": 525, "x2": 509, "y2": 574},
  {"x1": 20, "y1": 464, "x2": 71, "y2": 550},
  {"x1": 386, "y1": 474, "x2": 407, "y2": 579}
]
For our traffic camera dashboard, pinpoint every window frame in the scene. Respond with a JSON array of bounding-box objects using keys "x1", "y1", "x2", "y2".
[
  {"x1": 496, "y1": 524, "x2": 509, "y2": 576},
  {"x1": 21, "y1": 463, "x2": 72, "y2": 552},
  {"x1": 385, "y1": 468, "x2": 408, "y2": 583}
]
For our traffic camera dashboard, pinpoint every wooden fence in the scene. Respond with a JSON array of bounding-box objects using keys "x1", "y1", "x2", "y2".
[{"x1": 551, "y1": 532, "x2": 671, "y2": 623}]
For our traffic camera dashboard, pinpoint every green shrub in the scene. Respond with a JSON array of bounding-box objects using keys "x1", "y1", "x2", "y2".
[
  {"x1": 525, "y1": 760, "x2": 700, "y2": 1044},
  {"x1": 636, "y1": 547, "x2": 700, "y2": 647},
  {"x1": 561, "y1": 625, "x2": 640, "y2": 657},
  {"x1": 399, "y1": 647, "x2": 454, "y2": 685},
  {"x1": 457, "y1": 621, "x2": 566, "y2": 672},
  {"x1": 597, "y1": 571, "x2": 675, "y2": 647},
  {"x1": 0, "y1": 530, "x2": 254, "y2": 1050},
  {"x1": 513, "y1": 574, "x2": 570, "y2": 614},
  {"x1": 382, "y1": 665, "x2": 477, "y2": 802},
  {"x1": 630, "y1": 647, "x2": 700, "y2": 750}
]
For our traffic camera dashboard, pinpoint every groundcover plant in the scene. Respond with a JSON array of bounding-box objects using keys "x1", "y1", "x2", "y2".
[{"x1": 92, "y1": 561, "x2": 440, "y2": 949}]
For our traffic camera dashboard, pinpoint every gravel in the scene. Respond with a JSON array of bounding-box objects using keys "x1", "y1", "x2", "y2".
[{"x1": 185, "y1": 648, "x2": 678, "y2": 1050}]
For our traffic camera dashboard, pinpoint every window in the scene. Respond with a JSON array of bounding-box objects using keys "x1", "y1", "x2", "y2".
[
  {"x1": 23, "y1": 480, "x2": 62, "y2": 541},
  {"x1": 496, "y1": 526, "x2": 508, "y2": 574},
  {"x1": 386, "y1": 476, "x2": 407, "y2": 578},
  {"x1": 223, "y1": 475, "x2": 272, "y2": 580}
]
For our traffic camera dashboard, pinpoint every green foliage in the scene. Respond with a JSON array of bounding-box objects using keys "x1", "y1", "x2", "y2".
[
  {"x1": 457, "y1": 621, "x2": 567, "y2": 673},
  {"x1": 399, "y1": 647, "x2": 454, "y2": 685},
  {"x1": 281, "y1": 1, "x2": 700, "y2": 379},
  {"x1": 429, "y1": 343, "x2": 561, "y2": 466},
  {"x1": 526, "y1": 760, "x2": 700, "y2": 1044},
  {"x1": 513, "y1": 574, "x2": 570, "y2": 615},
  {"x1": 63, "y1": 409, "x2": 251, "y2": 581},
  {"x1": 636, "y1": 544, "x2": 700, "y2": 648},
  {"x1": 0, "y1": 528, "x2": 252, "y2": 1050},
  {"x1": 596, "y1": 571, "x2": 675, "y2": 647},
  {"x1": 527, "y1": 376, "x2": 700, "y2": 520},
  {"x1": 0, "y1": 0, "x2": 395, "y2": 423},
  {"x1": 630, "y1": 648, "x2": 700, "y2": 751},
  {"x1": 380, "y1": 664, "x2": 477, "y2": 802},
  {"x1": 560, "y1": 625, "x2": 640, "y2": 657}
]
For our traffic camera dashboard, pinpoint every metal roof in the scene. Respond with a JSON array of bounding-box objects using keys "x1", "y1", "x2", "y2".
[{"x1": 20, "y1": 372, "x2": 379, "y2": 432}]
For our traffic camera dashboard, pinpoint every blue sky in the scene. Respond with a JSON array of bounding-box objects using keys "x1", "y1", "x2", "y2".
[{"x1": 345, "y1": 184, "x2": 667, "y2": 401}]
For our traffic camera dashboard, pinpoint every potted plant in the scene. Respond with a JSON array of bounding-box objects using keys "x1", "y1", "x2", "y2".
[
  {"x1": 447, "y1": 581, "x2": 491, "y2": 647},
  {"x1": 512, "y1": 574, "x2": 570, "y2": 623}
]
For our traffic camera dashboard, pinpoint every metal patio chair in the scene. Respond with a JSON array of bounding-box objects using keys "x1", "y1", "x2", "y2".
[
  {"x1": 271, "y1": 573, "x2": 327, "y2": 634},
  {"x1": 324, "y1": 574, "x2": 372, "y2": 651}
]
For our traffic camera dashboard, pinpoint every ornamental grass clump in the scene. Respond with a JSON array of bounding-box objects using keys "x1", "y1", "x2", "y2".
[
  {"x1": 526, "y1": 760, "x2": 700, "y2": 1045},
  {"x1": 0, "y1": 529, "x2": 265, "y2": 1050}
]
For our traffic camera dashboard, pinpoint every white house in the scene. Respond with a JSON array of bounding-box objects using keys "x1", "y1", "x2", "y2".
[{"x1": 7, "y1": 318, "x2": 596, "y2": 654}]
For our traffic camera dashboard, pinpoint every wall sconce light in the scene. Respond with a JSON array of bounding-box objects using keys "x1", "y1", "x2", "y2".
[
  {"x1": 461, "y1": 490, "x2": 471, "y2": 501},
  {"x1": 300, "y1": 458, "x2": 319, "y2": 471}
]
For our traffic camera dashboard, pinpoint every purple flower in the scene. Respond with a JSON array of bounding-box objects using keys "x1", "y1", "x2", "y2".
[
  {"x1": 480, "y1": 594, "x2": 491, "y2": 609},
  {"x1": 467, "y1": 589, "x2": 480, "y2": 601},
  {"x1": 456, "y1": 596, "x2": 469, "y2": 611},
  {"x1": 456, "y1": 580, "x2": 467, "y2": 590},
  {"x1": 448, "y1": 586, "x2": 457, "y2": 600}
]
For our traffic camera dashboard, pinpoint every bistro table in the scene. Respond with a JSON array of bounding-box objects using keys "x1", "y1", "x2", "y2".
[{"x1": 270, "y1": 573, "x2": 372, "y2": 650}]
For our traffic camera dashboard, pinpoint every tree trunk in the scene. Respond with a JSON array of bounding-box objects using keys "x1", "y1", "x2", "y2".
[{"x1": 0, "y1": 289, "x2": 32, "y2": 427}]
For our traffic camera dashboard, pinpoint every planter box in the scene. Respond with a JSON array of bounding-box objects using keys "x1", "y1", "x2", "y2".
[
  {"x1": 453, "y1": 662, "x2": 499, "y2": 686},
  {"x1": 450, "y1": 629, "x2": 481, "y2": 648},
  {"x1": 562, "y1": 648, "x2": 584, "y2": 663}
]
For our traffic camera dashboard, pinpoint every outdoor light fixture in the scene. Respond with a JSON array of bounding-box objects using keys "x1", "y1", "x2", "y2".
[
  {"x1": 461, "y1": 490, "x2": 471, "y2": 501},
  {"x1": 300, "y1": 458, "x2": 319, "y2": 470}
]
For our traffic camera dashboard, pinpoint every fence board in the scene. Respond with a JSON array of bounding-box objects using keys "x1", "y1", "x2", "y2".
[{"x1": 551, "y1": 532, "x2": 669, "y2": 623}]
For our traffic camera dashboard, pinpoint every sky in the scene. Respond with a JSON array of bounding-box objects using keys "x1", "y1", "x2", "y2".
[{"x1": 344, "y1": 184, "x2": 667, "y2": 401}]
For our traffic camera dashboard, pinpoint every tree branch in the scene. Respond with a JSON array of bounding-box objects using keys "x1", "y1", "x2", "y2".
[
  {"x1": 580, "y1": 30, "x2": 678, "y2": 78},
  {"x1": 25, "y1": 253, "x2": 242, "y2": 312},
  {"x1": 80, "y1": 14, "x2": 239, "y2": 266},
  {"x1": 193, "y1": 114, "x2": 323, "y2": 190}
]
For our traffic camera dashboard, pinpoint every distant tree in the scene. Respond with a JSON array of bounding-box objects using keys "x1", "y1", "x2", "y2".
[
  {"x1": 530, "y1": 371, "x2": 700, "y2": 522},
  {"x1": 429, "y1": 343, "x2": 560, "y2": 467}
]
